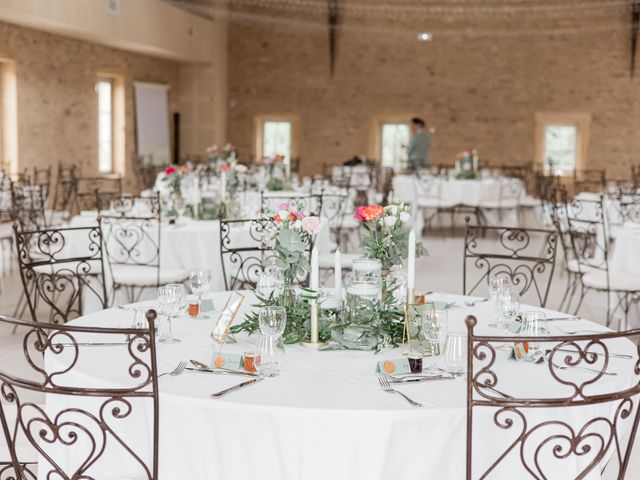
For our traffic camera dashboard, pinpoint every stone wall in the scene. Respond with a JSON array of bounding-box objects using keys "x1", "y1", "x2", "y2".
[
  {"x1": 227, "y1": 7, "x2": 639, "y2": 180},
  {"x1": 0, "y1": 20, "x2": 180, "y2": 192}
]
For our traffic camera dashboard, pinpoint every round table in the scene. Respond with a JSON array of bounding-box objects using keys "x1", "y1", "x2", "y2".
[{"x1": 43, "y1": 292, "x2": 637, "y2": 480}]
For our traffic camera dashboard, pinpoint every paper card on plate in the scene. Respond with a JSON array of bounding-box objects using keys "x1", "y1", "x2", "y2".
[
  {"x1": 375, "y1": 358, "x2": 411, "y2": 375},
  {"x1": 211, "y1": 353, "x2": 244, "y2": 371}
]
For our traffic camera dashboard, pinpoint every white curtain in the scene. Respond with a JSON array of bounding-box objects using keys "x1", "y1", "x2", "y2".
[{"x1": 133, "y1": 81, "x2": 171, "y2": 166}]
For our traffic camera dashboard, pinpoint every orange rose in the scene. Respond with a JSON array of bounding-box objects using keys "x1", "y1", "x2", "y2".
[{"x1": 360, "y1": 205, "x2": 384, "y2": 222}]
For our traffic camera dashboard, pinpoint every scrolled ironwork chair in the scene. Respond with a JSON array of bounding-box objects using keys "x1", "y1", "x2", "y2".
[
  {"x1": 100, "y1": 194, "x2": 188, "y2": 304},
  {"x1": 260, "y1": 190, "x2": 322, "y2": 218},
  {"x1": 465, "y1": 315, "x2": 640, "y2": 480},
  {"x1": 14, "y1": 223, "x2": 108, "y2": 323},
  {"x1": 219, "y1": 217, "x2": 311, "y2": 290},
  {"x1": 0, "y1": 310, "x2": 159, "y2": 479},
  {"x1": 463, "y1": 221, "x2": 558, "y2": 307},
  {"x1": 74, "y1": 175, "x2": 123, "y2": 213},
  {"x1": 10, "y1": 183, "x2": 48, "y2": 232},
  {"x1": 565, "y1": 194, "x2": 640, "y2": 330}
]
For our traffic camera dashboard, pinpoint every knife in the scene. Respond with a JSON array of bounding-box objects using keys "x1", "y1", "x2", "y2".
[
  {"x1": 210, "y1": 378, "x2": 263, "y2": 398},
  {"x1": 552, "y1": 348, "x2": 632, "y2": 360},
  {"x1": 186, "y1": 367, "x2": 258, "y2": 377}
]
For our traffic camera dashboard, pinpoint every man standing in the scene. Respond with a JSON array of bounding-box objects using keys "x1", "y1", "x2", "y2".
[{"x1": 407, "y1": 117, "x2": 430, "y2": 171}]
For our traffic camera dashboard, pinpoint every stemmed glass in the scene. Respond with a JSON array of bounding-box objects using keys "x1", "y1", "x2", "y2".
[
  {"x1": 157, "y1": 284, "x2": 185, "y2": 344},
  {"x1": 174, "y1": 196, "x2": 187, "y2": 223},
  {"x1": 189, "y1": 269, "x2": 211, "y2": 317},
  {"x1": 489, "y1": 273, "x2": 513, "y2": 328},
  {"x1": 497, "y1": 290, "x2": 520, "y2": 334},
  {"x1": 255, "y1": 306, "x2": 287, "y2": 377},
  {"x1": 420, "y1": 309, "x2": 443, "y2": 372},
  {"x1": 256, "y1": 267, "x2": 284, "y2": 300}
]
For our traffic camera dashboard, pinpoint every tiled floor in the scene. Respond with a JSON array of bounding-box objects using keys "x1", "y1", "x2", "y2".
[{"x1": 0, "y1": 231, "x2": 638, "y2": 477}]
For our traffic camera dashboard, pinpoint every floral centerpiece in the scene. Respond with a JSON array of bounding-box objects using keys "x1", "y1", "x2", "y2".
[
  {"x1": 269, "y1": 202, "x2": 320, "y2": 293},
  {"x1": 355, "y1": 203, "x2": 426, "y2": 270},
  {"x1": 206, "y1": 143, "x2": 237, "y2": 164},
  {"x1": 220, "y1": 160, "x2": 248, "y2": 199},
  {"x1": 455, "y1": 149, "x2": 479, "y2": 179},
  {"x1": 263, "y1": 154, "x2": 287, "y2": 191},
  {"x1": 161, "y1": 164, "x2": 189, "y2": 195}
]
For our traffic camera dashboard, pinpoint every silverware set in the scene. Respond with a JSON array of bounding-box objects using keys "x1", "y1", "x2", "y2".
[{"x1": 464, "y1": 298, "x2": 489, "y2": 307}]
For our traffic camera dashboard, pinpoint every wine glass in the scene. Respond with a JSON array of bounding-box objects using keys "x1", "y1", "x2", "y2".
[
  {"x1": 189, "y1": 269, "x2": 211, "y2": 317},
  {"x1": 489, "y1": 273, "x2": 513, "y2": 327},
  {"x1": 256, "y1": 267, "x2": 284, "y2": 300},
  {"x1": 420, "y1": 309, "x2": 442, "y2": 372},
  {"x1": 442, "y1": 332, "x2": 466, "y2": 375},
  {"x1": 497, "y1": 290, "x2": 520, "y2": 334},
  {"x1": 157, "y1": 284, "x2": 185, "y2": 344},
  {"x1": 174, "y1": 196, "x2": 187, "y2": 222},
  {"x1": 255, "y1": 306, "x2": 287, "y2": 377}
]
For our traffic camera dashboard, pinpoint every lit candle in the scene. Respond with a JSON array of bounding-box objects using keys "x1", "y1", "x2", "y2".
[
  {"x1": 408, "y1": 230, "x2": 416, "y2": 291},
  {"x1": 334, "y1": 248, "x2": 342, "y2": 296},
  {"x1": 310, "y1": 246, "x2": 319, "y2": 290}
]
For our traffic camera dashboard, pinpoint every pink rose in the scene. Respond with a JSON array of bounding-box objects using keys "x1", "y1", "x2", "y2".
[
  {"x1": 292, "y1": 210, "x2": 305, "y2": 220},
  {"x1": 278, "y1": 202, "x2": 290, "y2": 210},
  {"x1": 302, "y1": 216, "x2": 320, "y2": 235}
]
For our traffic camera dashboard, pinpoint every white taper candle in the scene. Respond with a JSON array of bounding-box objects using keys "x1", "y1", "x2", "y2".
[
  {"x1": 310, "y1": 246, "x2": 319, "y2": 290},
  {"x1": 334, "y1": 248, "x2": 342, "y2": 296},
  {"x1": 408, "y1": 230, "x2": 416, "y2": 290}
]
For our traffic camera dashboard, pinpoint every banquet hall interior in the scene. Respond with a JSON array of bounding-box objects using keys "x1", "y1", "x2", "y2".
[{"x1": 1, "y1": 0, "x2": 640, "y2": 479}]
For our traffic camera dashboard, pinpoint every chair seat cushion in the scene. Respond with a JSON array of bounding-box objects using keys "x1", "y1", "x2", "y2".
[
  {"x1": 479, "y1": 200, "x2": 520, "y2": 209},
  {"x1": 112, "y1": 265, "x2": 188, "y2": 287},
  {"x1": 566, "y1": 259, "x2": 598, "y2": 274},
  {"x1": 582, "y1": 270, "x2": 640, "y2": 292},
  {"x1": 0, "y1": 222, "x2": 12, "y2": 240},
  {"x1": 518, "y1": 196, "x2": 540, "y2": 208}
]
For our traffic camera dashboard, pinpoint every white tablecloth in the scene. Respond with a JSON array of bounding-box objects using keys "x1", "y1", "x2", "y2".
[{"x1": 43, "y1": 292, "x2": 637, "y2": 480}]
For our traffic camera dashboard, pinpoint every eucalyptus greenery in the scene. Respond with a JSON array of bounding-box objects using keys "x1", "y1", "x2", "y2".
[{"x1": 230, "y1": 281, "x2": 407, "y2": 351}]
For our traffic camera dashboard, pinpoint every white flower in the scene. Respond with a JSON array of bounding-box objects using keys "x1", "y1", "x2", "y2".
[
  {"x1": 386, "y1": 204, "x2": 398, "y2": 216},
  {"x1": 278, "y1": 210, "x2": 289, "y2": 221},
  {"x1": 399, "y1": 212, "x2": 411, "y2": 223},
  {"x1": 385, "y1": 216, "x2": 396, "y2": 227}
]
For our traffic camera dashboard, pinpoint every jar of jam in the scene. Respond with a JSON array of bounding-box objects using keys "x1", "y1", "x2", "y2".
[
  {"x1": 243, "y1": 352, "x2": 257, "y2": 373},
  {"x1": 187, "y1": 294, "x2": 200, "y2": 317}
]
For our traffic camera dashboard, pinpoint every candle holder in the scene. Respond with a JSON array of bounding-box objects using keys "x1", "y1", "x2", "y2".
[{"x1": 301, "y1": 302, "x2": 325, "y2": 349}]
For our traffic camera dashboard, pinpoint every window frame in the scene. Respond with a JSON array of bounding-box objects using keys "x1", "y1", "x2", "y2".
[
  {"x1": 534, "y1": 112, "x2": 591, "y2": 176},
  {"x1": 254, "y1": 114, "x2": 299, "y2": 171},
  {"x1": 369, "y1": 115, "x2": 416, "y2": 171}
]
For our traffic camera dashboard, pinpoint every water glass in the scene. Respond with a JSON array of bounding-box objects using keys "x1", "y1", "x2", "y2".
[
  {"x1": 442, "y1": 332, "x2": 467, "y2": 374},
  {"x1": 189, "y1": 268, "x2": 211, "y2": 317},
  {"x1": 489, "y1": 273, "x2": 512, "y2": 303},
  {"x1": 256, "y1": 267, "x2": 284, "y2": 299},
  {"x1": 255, "y1": 306, "x2": 287, "y2": 377},
  {"x1": 497, "y1": 291, "x2": 520, "y2": 334},
  {"x1": 521, "y1": 311, "x2": 548, "y2": 358},
  {"x1": 421, "y1": 309, "x2": 443, "y2": 370},
  {"x1": 157, "y1": 284, "x2": 185, "y2": 344}
]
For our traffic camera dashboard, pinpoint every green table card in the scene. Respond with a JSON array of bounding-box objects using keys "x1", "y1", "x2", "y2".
[
  {"x1": 211, "y1": 353, "x2": 244, "y2": 371},
  {"x1": 201, "y1": 298, "x2": 215, "y2": 313},
  {"x1": 375, "y1": 358, "x2": 412, "y2": 375}
]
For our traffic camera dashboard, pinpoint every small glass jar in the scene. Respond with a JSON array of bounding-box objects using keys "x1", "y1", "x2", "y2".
[
  {"x1": 243, "y1": 352, "x2": 257, "y2": 373},
  {"x1": 408, "y1": 354, "x2": 423, "y2": 374},
  {"x1": 187, "y1": 294, "x2": 200, "y2": 317}
]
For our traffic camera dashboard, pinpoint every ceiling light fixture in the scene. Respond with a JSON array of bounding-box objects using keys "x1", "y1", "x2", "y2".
[{"x1": 417, "y1": 32, "x2": 433, "y2": 41}]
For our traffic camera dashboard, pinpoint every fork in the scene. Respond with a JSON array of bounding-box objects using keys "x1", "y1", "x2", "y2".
[
  {"x1": 377, "y1": 376, "x2": 422, "y2": 407},
  {"x1": 158, "y1": 361, "x2": 187, "y2": 378}
]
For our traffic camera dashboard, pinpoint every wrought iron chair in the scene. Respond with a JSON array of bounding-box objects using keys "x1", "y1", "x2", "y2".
[
  {"x1": 260, "y1": 191, "x2": 322, "y2": 217},
  {"x1": 465, "y1": 315, "x2": 640, "y2": 480},
  {"x1": 0, "y1": 176, "x2": 13, "y2": 280},
  {"x1": 219, "y1": 217, "x2": 311, "y2": 290},
  {"x1": 100, "y1": 195, "x2": 188, "y2": 304},
  {"x1": 10, "y1": 183, "x2": 48, "y2": 231},
  {"x1": 0, "y1": 311, "x2": 159, "y2": 479},
  {"x1": 74, "y1": 175, "x2": 123, "y2": 213},
  {"x1": 49, "y1": 162, "x2": 78, "y2": 221},
  {"x1": 463, "y1": 222, "x2": 558, "y2": 307},
  {"x1": 565, "y1": 194, "x2": 640, "y2": 330},
  {"x1": 14, "y1": 223, "x2": 108, "y2": 323},
  {"x1": 574, "y1": 168, "x2": 606, "y2": 194}
]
